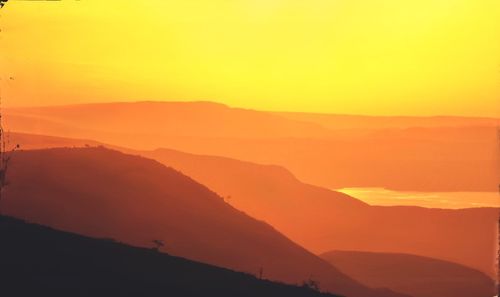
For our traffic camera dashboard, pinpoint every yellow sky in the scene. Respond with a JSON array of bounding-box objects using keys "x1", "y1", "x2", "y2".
[{"x1": 1, "y1": 0, "x2": 499, "y2": 116}]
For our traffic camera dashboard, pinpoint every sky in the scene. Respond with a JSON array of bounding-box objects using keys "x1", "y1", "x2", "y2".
[{"x1": 0, "y1": 0, "x2": 499, "y2": 116}]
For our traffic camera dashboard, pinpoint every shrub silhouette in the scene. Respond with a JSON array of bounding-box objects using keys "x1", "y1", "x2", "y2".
[
  {"x1": 302, "y1": 278, "x2": 321, "y2": 292},
  {"x1": 152, "y1": 239, "x2": 165, "y2": 252},
  {"x1": 0, "y1": 117, "x2": 20, "y2": 213}
]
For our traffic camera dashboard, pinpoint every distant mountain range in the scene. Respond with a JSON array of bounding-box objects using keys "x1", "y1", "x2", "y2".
[
  {"x1": 274, "y1": 111, "x2": 498, "y2": 130},
  {"x1": 5, "y1": 101, "x2": 498, "y2": 192}
]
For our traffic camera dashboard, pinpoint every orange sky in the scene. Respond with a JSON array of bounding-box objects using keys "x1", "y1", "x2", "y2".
[{"x1": 0, "y1": 0, "x2": 499, "y2": 116}]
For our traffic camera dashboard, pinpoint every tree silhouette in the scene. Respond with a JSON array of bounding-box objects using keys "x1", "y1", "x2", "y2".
[
  {"x1": 0, "y1": 98, "x2": 20, "y2": 214},
  {"x1": 258, "y1": 266, "x2": 264, "y2": 279},
  {"x1": 0, "y1": 8, "x2": 18, "y2": 213},
  {"x1": 152, "y1": 239, "x2": 165, "y2": 252},
  {"x1": 302, "y1": 277, "x2": 320, "y2": 292}
]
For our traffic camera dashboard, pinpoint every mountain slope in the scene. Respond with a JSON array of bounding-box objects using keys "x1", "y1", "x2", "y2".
[
  {"x1": 321, "y1": 251, "x2": 495, "y2": 297},
  {"x1": 134, "y1": 147, "x2": 499, "y2": 278},
  {"x1": 2, "y1": 147, "x2": 407, "y2": 297},
  {"x1": 7, "y1": 132, "x2": 499, "y2": 278},
  {"x1": 0, "y1": 215, "x2": 336, "y2": 297},
  {"x1": 141, "y1": 147, "x2": 369, "y2": 242}
]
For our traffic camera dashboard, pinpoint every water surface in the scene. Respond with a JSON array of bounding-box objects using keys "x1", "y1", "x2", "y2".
[{"x1": 337, "y1": 188, "x2": 500, "y2": 209}]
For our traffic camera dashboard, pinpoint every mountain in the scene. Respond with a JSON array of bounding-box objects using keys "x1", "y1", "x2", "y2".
[
  {"x1": 140, "y1": 147, "x2": 369, "y2": 240},
  {"x1": 6, "y1": 101, "x2": 498, "y2": 192},
  {"x1": 2, "y1": 147, "x2": 407, "y2": 297},
  {"x1": 273, "y1": 112, "x2": 499, "y2": 130},
  {"x1": 5, "y1": 101, "x2": 332, "y2": 141},
  {"x1": 321, "y1": 251, "x2": 495, "y2": 297},
  {"x1": 135, "y1": 126, "x2": 496, "y2": 192},
  {"x1": 7, "y1": 132, "x2": 499, "y2": 278},
  {"x1": 132, "y1": 147, "x2": 499, "y2": 279},
  {"x1": 0, "y1": 215, "x2": 337, "y2": 297}
]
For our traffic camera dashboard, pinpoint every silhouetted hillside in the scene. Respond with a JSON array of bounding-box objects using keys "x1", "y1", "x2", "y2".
[
  {"x1": 321, "y1": 251, "x2": 495, "y2": 297},
  {"x1": 2, "y1": 147, "x2": 407, "y2": 297},
  {"x1": 8, "y1": 132, "x2": 499, "y2": 278},
  {"x1": 0, "y1": 215, "x2": 337, "y2": 297}
]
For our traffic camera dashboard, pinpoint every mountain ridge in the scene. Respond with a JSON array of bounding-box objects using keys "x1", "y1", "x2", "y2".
[{"x1": 5, "y1": 101, "x2": 497, "y2": 192}]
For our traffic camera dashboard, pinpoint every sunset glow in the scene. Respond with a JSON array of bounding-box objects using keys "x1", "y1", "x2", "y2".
[
  {"x1": 1, "y1": 2, "x2": 499, "y2": 296},
  {"x1": 1, "y1": 0, "x2": 499, "y2": 116}
]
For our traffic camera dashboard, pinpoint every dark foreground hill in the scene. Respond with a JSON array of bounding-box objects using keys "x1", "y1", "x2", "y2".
[
  {"x1": 0, "y1": 216, "x2": 336, "y2": 297},
  {"x1": 2, "y1": 147, "x2": 407, "y2": 297},
  {"x1": 320, "y1": 251, "x2": 495, "y2": 297}
]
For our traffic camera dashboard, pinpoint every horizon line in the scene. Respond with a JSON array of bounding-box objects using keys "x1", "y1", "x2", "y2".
[{"x1": 4, "y1": 99, "x2": 500, "y2": 120}]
